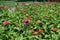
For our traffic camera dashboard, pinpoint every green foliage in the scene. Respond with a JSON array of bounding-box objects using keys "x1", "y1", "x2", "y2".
[
  {"x1": 0, "y1": 2, "x2": 60, "y2": 40},
  {"x1": 0, "y1": 0, "x2": 17, "y2": 1}
]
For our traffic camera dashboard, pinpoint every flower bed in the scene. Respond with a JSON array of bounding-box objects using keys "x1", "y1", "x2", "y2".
[{"x1": 0, "y1": 2, "x2": 60, "y2": 40}]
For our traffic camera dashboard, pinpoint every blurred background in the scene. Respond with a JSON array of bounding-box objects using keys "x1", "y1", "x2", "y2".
[{"x1": 0, "y1": 0, "x2": 60, "y2": 2}]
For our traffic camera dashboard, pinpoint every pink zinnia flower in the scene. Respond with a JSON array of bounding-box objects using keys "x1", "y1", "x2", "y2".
[
  {"x1": 22, "y1": 20, "x2": 28, "y2": 25},
  {"x1": 28, "y1": 20, "x2": 32, "y2": 23},
  {"x1": 3, "y1": 20, "x2": 9, "y2": 25},
  {"x1": 22, "y1": 19, "x2": 32, "y2": 25}
]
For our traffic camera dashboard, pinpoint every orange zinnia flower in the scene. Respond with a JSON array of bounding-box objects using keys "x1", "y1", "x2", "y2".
[
  {"x1": 31, "y1": 29, "x2": 41, "y2": 36},
  {"x1": 31, "y1": 29, "x2": 35, "y2": 33},
  {"x1": 51, "y1": 27, "x2": 58, "y2": 31},
  {"x1": 39, "y1": 29, "x2": 44, "y2": 33}
]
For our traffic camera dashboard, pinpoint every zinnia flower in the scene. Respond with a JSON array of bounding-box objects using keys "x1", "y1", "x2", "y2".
[
  {"x1": 0, "y1": 5, "x2": 5, "y2": 10},
  {"x1": 3, "y1": 20, "x2": 9, "y2": 25},
  {"x1": 31, "y1": 29, "x2": 41, "y2": 36},
  {"x1": 38, "y1": 29, "x2": 44, "y2": 33},
  {"x1": 22, "y1": 19, "x2": 32, "y2": 25},
  {"x1": 51, "y1": 27, "x2": 58, "y2": 31}
]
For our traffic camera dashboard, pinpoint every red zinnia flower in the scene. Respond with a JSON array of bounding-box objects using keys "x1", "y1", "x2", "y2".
[{"x1": 0, "y1": 5, "x2": 5, "y2": 10}]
